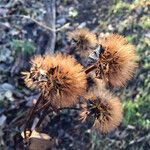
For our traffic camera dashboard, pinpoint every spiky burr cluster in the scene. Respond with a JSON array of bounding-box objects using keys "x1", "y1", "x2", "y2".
[
  {"x1": 67, "y1": 28, "x2": 97, "y2": 57},
  {"x1": 23, "y1": 53, "x2": 87, "y2": 108},
  {"x1": 80, "y1": 90, "x2": 122, "y2": 133},
  {"x1": 23, "y1": 28, "x2": 138, "y2": 135},
  {"x1": 97, "y1": 34, "x2": 138, "y2": 87}
]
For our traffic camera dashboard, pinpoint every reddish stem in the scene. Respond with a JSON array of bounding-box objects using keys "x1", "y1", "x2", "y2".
[{"x1": 85, "y1": 64, "x2": 97, "y2": 74}]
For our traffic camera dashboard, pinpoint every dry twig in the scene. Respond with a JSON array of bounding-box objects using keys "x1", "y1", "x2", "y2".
[{"x1": 0, "y1": 15, "x2": 69, "y2": 32}]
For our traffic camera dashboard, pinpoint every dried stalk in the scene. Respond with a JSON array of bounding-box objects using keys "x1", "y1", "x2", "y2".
[
  {"x1": 24, "y1": 94, "x2": 43, "y2": 139},
  {"x1": 85, "y1": 64, "x2": 97, "y2": 74}
]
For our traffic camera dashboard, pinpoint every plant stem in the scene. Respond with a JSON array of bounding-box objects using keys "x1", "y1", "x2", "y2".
[
  {"x1": 85, "y1": 64, "x2": 97, "y2": 74},
  {"x1": 24, "y1": 93, "x2": 43, "y2": 139}
]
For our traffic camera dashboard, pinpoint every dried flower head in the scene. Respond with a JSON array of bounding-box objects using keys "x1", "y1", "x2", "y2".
[
  {"x1": 22, "y1": 55, "x2": 47, "y2": 89},
  {"x1": 80, "y1": 90, "x2": 123, "y2": 133},
  {"x1": 96, "y1": 34, "x2": 138, "y2": 87},
  {"x1": 67, "y1": 28, "x2": 97, "y2": 57},
  {"x1": 23, "y1": 53, "x2": 87, "y2": 108}
]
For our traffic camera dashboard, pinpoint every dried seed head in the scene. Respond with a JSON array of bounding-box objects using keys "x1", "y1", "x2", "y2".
[
  {"x1": 96, "y1": 34, "x2": 138, "y2": 87},
  {"x1": 80, "y1": 90, "x2": 123, "y2": 133},
  {"x1": 22, "y1": 55, "x2": 47, "y2": 89},
  {"x1": 67, "y1": 28, "x2": 97, "y2": 57},
  {"x1": 23, "y1": 53, "x2": 87, "y2": 108}
]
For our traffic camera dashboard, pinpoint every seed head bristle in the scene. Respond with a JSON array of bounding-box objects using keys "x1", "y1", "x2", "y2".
[
  {"x1": 67, "y1": 28, "x2": 97, "y2": 57},
  {"x1": 23, "y1": 53, "x2": 87, "y2": 108},
  {"x1": 96, "y1": 34, "x2": 138, "y2": 87},
  {"x1": 80, "y1": 90, "x2": 123, "y2": 133}
]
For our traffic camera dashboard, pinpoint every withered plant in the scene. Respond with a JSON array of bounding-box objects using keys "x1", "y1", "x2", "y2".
[
  {"x1": 22, "y1": 28, "x2": 137, "y2": 147},
  {"x1": 67, "y1": 28, "x2": 97, "y2": 57}
]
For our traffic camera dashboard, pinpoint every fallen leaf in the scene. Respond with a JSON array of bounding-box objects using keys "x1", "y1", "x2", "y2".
[{"x1": 21, "y1": 130, "x2": 51, "y2": 140}]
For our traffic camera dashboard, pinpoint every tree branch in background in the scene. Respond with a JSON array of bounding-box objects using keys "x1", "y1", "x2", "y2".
[
  {"x1": 0, "y1": 15, "x2": 69, "y2": 32},
  {"x1": 0, "y1": 1, "x2": 69, "y2": 75},
  {"x1": 43, "y1": 0, "x2": 56, "y2": 54}
]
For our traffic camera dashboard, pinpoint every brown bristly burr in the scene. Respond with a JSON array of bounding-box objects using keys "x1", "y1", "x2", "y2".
[
  {"x1": 80, "y1": 90, "x2": 123, "y2": 133},
  {"x1": 23, "y1": 53, "x2": 87, "y2": 108},
  {"x1": 67, "y1": 28, "x2": 97, "y2": 57}
]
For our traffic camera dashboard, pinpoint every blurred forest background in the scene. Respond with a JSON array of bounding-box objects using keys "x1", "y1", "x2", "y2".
[{"x1": 0, "y1": 0, "x2": 150, "y2": 149}]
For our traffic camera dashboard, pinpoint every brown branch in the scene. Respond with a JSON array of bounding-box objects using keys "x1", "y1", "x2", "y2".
[
  {"x1": 35, "y1": 100, "x2": 53, "y2": 113},
  {"x1": 24, "y1": 93, "x2": 43, "y2": 139},
  {"x1": 35, "y1": 109, "x2": 53, "y2": 128},
  {"x1": 85, "y1": 64, "x2": 97, "y2": 74},
  {"x1": 0, "y1": 15, "x2": 69, "y2": 32}
]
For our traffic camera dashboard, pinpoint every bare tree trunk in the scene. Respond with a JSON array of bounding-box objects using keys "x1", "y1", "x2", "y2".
[{"x1": 43, "y1": 0, "x2": 56, "y2": 54}]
